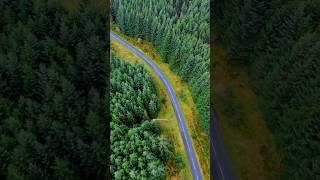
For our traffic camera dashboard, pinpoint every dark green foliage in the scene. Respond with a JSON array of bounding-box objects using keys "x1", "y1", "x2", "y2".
[
  {"x1": 214, "y1": 0, "x2": 320, "y2": 179},
  {"x1": 174, "y1": 154, "x2": 186, "y2": 169},
  {"x1": 0, "y1": 0, "x2": 108, "y2": 179},
  {"x1": 110, "y1": 55, "x2": 171, "y2": 180},
  {"x1": 111, "y1": 0, "x2": 210, "y2": 133},
  {"x1": 216, "y1": 88, "x2": 244, "y2": 128}
]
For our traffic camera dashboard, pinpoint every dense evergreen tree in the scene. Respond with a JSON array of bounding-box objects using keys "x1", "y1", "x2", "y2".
[
  {"x1": 214, "y1": 0, "x2": 320, "y2": 179},
  {"x1": 111, "y1": 0, "x2": 210, "y2": 132},
  {"x1": 0, "y1": 0, "x2": 108, "y2": 179},
  {"x1": 110, "y1": 54, "x2": 171, "y2": 179}
]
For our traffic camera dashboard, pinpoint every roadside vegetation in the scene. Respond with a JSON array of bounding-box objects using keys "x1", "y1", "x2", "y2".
[
  {"x1": 110, "y1": 0, "x2": 210, "y2": 133},
  {"x1": 111, "y1": 40, "x2": 192, "y2": 180},
  {"x1": 214, "y1": 0, "x2": 320, "y2": 179},
  {"x1": 0, "y1": 0, "x2": 108, "y2": 179},
  {"x1": 111, "y1": 31, "x2": 210, "y2": 179},
  {"x1": 110, "y1": 54, "x2": 173, "y2": 179}
]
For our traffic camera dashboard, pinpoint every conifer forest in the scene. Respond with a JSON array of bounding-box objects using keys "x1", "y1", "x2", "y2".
[
  {"x1": 0, "y1": 0, "x2": 108, "y2": 179},
  {"x1": 110, "y1": 54, "x2": 172, "y2": 179},
  {"x1": 111, "y1": 0, "x2": 210, "y2": 132},
  {"x1": 0, "y1": 0, "x2": 318, "y2": 179},
  {"x1": 214, "y1": 0, "x2": 320, "y2": 179}
]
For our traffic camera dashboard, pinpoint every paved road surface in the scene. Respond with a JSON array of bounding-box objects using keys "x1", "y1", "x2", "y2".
[
  {"x1": 211, "y1": 108, "x2": 237, "y2": 180},
  {"x1": 111, "y1": 32, "x2": 203, "y2": 180}
]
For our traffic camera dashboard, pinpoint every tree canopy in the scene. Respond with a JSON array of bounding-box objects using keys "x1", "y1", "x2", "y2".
[
  {"x1": 0, "y1": 0, "x2": 108, "y2": 179},
  {"x1": 110, "y1": 54, "x2": 172, "y2": 180},
  {"x1": 111, "y1": 0, "x2": 210, "y2": 132},
  {"x1": 214, "y1": 0, "x2": 320, "y2": 179}
]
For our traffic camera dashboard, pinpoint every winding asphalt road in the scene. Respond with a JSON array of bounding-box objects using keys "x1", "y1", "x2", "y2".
[{"x1": 110, "y1": 32, "x2": 203, "y2": 180}]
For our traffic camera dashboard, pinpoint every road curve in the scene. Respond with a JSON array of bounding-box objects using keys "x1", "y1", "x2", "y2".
[
  {"x1": 111, "y1": 32, "x2": 203, "y2": 180},
  {"x1": 211, "y1": 108, "x2": 237, "y2": 180}
]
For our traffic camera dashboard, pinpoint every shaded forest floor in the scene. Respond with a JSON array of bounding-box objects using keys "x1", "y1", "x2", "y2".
[
  {"x1": 212, "y1": 45, "x2": 284, "y2": 180},
  {"x1": 111, "y1": 29, "x2": 210, "y2": 180}
]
